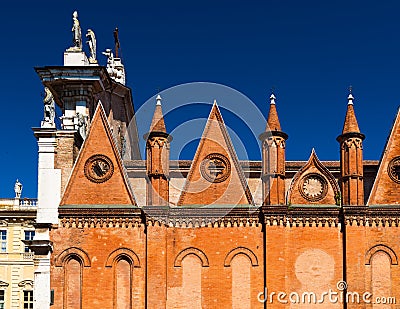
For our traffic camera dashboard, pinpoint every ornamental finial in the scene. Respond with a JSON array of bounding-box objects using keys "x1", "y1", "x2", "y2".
[
  {"x1": 348, "y1": 86, "x2": 354, "y2": 105},
  {"x1": 270, "y1": 93, "x2": 276, "y2": 105},
  {"x1": 156, "y1": 94, "x2": 162, "y2": 106}
]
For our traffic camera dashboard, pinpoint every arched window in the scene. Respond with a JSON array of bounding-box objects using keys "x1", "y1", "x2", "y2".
[
  {"x1": 231, "y1": 254, "x2": 251, "y2": 309},
  {"x1": 105, "y1": 248, "x2": 141, "y2": 309},
  {"x1": 181, "y1": 255, "x2": 202, "y2": 308},
  {"x1": 55, "y1": 247, "x2": 90, "y2": 309},
  {"x1": 18, "y1": 280, "x2": 33, "y2": 309},
  {"x1": 115, "y1": 257, "x2": 132, "y2": 309},
  {"x1": 65, "y1": 257, "x2": 82, "y2": 309},
  {"x1": 371, "y1": 251, "x2": 391, "y2": 309},
  {"x1": 224, "y1": 248, "x2": 258, "y2": 309},
  {"x1": 169, "y1": 248, "x2": 208, "y2": 308}
]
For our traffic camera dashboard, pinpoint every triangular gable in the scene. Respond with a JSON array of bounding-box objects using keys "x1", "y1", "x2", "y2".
[
  {"x1": 368, "y1": 108, "x2": 400, "y2": 205},
  {"x1": 287, "y1": 149, "x2": 340, "y2": 205},
  {"x1": 60, "y1": 102, "x2": 136, "y2": 206},
  {"x1": 177, "y1": 101, "x2": 254, "y2": 206}
]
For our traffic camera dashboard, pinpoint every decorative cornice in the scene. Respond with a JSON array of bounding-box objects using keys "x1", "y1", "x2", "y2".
[
  {"x1": 18, "y1": 280, "x2": 34, "y2": 288},
  {"x1": 56, "y1": 205, "x2": 400, "y2": 228},
  {"x1": 344, "y1": 206, "x2": 400, "y2": 227},
  {"x1": 259, "y1": 130, "x2": 288, "y2": 141},
  {"x1": 59, "y1": 207, "x2": 142, "y2": 215},
  {"x1": 59, "y1": 207, "x2": 143, "y2": 228},
  {"x1": 337, "y1": 131, "x2": 365, "y2": 143},
  {"x1": 60, "y1": 217, "x2": 143, "y2": 228},
  {"x1": 0, "y1": 281, "x2": 9, "y2": 288},
  {"x1": 261, "y1": 205, "x2": 341, "y2": 227},
  {"x1": 144, "y1": 131, "x2": 172, "y2": 142},
  {"x1": 143, "y1": 206, "x2": 260, "y2": 228}
]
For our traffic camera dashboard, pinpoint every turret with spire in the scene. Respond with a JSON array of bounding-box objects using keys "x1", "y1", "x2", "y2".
[
  {"x1": 259, "y1": 93, "x2": 288, "y2": 205},
  {"x1": 337, "y1": 88, "x2": 365, "y2": 205},
  {"x1": 144, "y1": 94, "x2": 171, "y2": 206}
]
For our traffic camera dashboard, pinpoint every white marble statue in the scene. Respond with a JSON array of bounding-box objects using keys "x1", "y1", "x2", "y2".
[
  {"x1": 75, "y1": 112, "x2": 88, "y2": 139},
  {"x1": 42, "y1": 87, "x2": 55, "y2": 127},
  {"x1": 102, "y1": 48, "x2": 114, "y2": 72},
  {"x1": 86, "y1": 29, "x2": 97, "y2": 63},
  {"x1": 71, "y1": 11, "x2": 82, "y2": 50},
  {"x1": 102, "y1": 48, "x2": 126, "y2": 85},
  {"x1": 14, "y1": 179, "x2": 22, "y2": 199}
]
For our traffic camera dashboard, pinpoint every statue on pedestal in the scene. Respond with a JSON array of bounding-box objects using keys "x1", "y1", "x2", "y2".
[
  {"x1": 42, "y1": 87, "x2": 55, "y2": 128},
  {"x1": 70, "y1": 11, "x2": 82, "y2": 51},
  {"x1": 86, "y1": 29, "x2": 97, "y2": 63},
  {"x1": 14, "y1": 180, "x2": 22, "y2": 199}
]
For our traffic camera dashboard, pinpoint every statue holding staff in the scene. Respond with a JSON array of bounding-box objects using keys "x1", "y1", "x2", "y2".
[{"x1": 71, "y1": 11, "x2": 82, "y2": 50}]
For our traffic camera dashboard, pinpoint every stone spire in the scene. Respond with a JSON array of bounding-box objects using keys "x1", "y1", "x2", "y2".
[
  {"x1": 342, "y1": 90, "x2": 361, "y2": 134},
  {"x1": 337, "y1": 89, "x2": 365, "y2": 206},
  {"x1": 150, "y1": 94, "x2": 166, "y2": 133},
  {"x1": 145, "y1": 94, "x2": 171, "y2": 206},
  {"x1": 259, "y1": 92, "x2": 288, "y2": 205},
  {"x1": 266, "y1": 93, "x2": 282, "y2": 131}
]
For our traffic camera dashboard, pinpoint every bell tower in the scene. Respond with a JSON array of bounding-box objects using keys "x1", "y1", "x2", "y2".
[
  {"x1": 145, "y1": 95, "x2": 171, "y2": 206},
  {"x1": 259, "y1": 93, "x2": 288, "y2": 205},
  {"x1": 337, "y1": 90, "x2": 365, "y2": 205}
]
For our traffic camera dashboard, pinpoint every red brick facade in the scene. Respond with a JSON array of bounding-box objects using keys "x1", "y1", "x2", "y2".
[{"x1": 49, "y1": 93, "x2": 400, "y2": 309}]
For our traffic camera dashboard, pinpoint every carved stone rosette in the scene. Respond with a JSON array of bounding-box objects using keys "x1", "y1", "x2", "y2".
[
  {"x1": 388, "y1": 156, "x2": 400, "y2": 184},
  {"x1": 200, "y1": 153, "x2": 231, "y2": 183}
]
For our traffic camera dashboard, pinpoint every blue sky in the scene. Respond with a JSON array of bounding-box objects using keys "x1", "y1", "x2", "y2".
[{"x1": 1, "y1": 0, "x2": 400, "y2": 198}]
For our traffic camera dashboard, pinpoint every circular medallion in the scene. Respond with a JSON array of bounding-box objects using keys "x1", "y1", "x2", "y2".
[
  {"x1": 388, "y1": 156, "x2": 400, "y2": 184},
  {"x1": 84, "y1": 154, "x2": 114, "y2": 183},
  {"x1": 200, "y1": 153, "x2": 231, "y2": 183},
  {"x1": 299, "y1": 173, "x2": 327, "y2": 202}
]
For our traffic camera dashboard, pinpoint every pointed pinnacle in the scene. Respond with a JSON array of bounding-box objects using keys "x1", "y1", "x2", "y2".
[
  {"x1": 342, "y1": 91, "x2": 360, "y2": 134},
  {"x1": 150, "y1": 95, "x2": 166, "y2": 132},
  {"x1": 266, "y1": 96, "x2": 282, "y2": 131}
]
